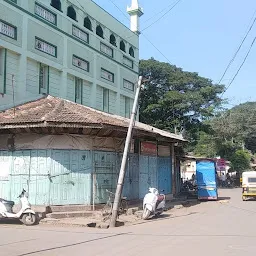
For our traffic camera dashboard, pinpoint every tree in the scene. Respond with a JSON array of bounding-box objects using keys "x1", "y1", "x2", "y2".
[
  {"x1": 210, "y1": 102, "x2": 256, "y2": 153},
  {"x1": 193, "y1": 131, "x2": 216, "y2": 158},
  {"x1": 230, "y1": 150, "x2": 251, "y2": 172},
  {"x1": 139, "y1": 58, "x2": 225, "y2": 146}
]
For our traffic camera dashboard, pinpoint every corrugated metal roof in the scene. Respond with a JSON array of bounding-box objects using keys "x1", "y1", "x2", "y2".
[{"x1": 0, "y1": 95, "x2": 186, "y2": 142}]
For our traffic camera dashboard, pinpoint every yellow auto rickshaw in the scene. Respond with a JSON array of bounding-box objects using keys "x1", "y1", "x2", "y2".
[{"x1": 242, "y1": 171, "x2": 256, "y2": 201}]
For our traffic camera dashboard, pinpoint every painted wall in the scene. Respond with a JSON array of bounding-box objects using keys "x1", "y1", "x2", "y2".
[{"x1": 0, "y1": 0, "x2": 139, "y2": 118}]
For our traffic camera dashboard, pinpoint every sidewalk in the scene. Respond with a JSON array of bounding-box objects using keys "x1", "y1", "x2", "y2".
[{"x1": 40, "y1": 198, "x2": 199, "y2": 228}]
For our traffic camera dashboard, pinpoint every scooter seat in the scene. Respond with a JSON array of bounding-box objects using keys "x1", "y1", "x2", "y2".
[
  {"x1": 0, "y1": 198, "x2": 15, "y2": 206},
  {"x1": 157, "y1": 195, "x2": 165, "y2": 202}
]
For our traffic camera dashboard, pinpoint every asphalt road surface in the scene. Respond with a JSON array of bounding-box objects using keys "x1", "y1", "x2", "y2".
[{"x1": 1, "y1": 188, "x2": 256, "y2": 256}]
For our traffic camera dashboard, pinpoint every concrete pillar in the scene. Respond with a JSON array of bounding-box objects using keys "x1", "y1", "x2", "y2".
[
  {"x1": 61, "y1": 37, "x2": 68, "y2": 98},
  {"x1": 17, "y1": 15, "x2": 28, "y2": 100},
  {"x1": 91, "y1": 53, "x2": 97, "y2": 108}
]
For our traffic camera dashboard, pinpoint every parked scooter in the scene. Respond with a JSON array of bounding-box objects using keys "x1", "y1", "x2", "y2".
[
  {"x1": 0, "y1": 189, "x2": 37, "y2": 225},
  {"x1": 142, "y1": 188, "x2": 166, "y2": 220}
]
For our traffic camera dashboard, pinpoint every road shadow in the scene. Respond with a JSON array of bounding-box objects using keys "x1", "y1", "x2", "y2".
[
  {"x1": 0, "y1": 219, "x2": 22, "y2": 225},
  {"x1": 132, "y1": 211, "x2": 199, "y2": 226},
  {"x1": 218, "y1": 196, "x2": 231, "y2": 201}
]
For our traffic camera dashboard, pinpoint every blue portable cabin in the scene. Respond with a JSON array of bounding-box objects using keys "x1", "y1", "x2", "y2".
[{"x1": 195, "y1": 158, "x2": 218, "y2": 200}]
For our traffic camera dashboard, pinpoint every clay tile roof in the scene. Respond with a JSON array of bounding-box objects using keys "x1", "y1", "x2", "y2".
[{"x1": 0, "y1": 95, "x2": 186, "y2": 142}]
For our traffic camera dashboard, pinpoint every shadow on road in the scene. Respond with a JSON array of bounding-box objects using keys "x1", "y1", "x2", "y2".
[
  {"x1": 133, "y1": 211, "x2": 199, "y2": 226},
  {"x1": 0, "y1": 219, "x2": 22, "y2": 225},
  {"x1": 218, "y1": 196, "x2": 231, "y2": 201}
]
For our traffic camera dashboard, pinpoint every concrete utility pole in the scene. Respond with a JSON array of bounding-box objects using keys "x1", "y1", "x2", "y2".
[{"x1": 109, "y1": 76, "x2": 143, "y2": 227}]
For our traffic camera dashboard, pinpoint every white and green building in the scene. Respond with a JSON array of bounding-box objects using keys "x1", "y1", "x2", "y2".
[{"x1": 0, "y1": 0, "x2": 144, "y2": 117}]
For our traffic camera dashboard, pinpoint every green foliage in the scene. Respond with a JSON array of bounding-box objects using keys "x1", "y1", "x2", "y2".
[
  {"x1": 230, "y1": 150, "x2": 251, "y2": 172},
  {"x1": 209, "y1": 102, "x2": 256, "y2": 153},
  {"x1": 215, "y1": 141, "x2": 239, "y2": 160},
  {"x1": 193, "y1": 131, "x2": 216, "y2": 157},
  {"x1": 139, "y1": 58, "x2": 225, "y2": 145}
]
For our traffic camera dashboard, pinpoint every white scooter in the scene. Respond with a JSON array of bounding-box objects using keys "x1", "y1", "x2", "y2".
[
  {"x1": 0, "y1": 189, "x2": 37, "y2": 225},
  {"x1": 142, "y1": 187, "x2": 166, "y2": 220}
]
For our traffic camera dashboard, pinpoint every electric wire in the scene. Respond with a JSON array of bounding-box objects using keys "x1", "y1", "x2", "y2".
[
  {"x1": 141, "y1": 0, "x2": 183, "y2": 32},
  {"x1": 221, "y1": 36, "x2": 256, "y2": 97},
  {"x1": 218, "y1": 10, "x2": 256, "y2": 84},
  {"x1": 107, "y1": 0, "x2": 174, "y2": 65}
]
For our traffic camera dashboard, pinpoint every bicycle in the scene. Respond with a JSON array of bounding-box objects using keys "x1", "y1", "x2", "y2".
[{"x1": 101, "y1": 189, "x2": 128, "y2": 222}]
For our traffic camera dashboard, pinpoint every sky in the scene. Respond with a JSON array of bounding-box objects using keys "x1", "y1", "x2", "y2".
[{"x1": 93, "y1": 0, "x2": 256, "y2": 107}]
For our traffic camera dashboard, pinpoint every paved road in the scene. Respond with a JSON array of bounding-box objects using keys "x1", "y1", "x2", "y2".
[{"x1": 1, "y1": 188, "x2": 256, "y2": 256}]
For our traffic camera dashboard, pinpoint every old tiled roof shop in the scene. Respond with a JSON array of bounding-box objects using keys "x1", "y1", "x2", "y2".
[{"x1": 0, "y1": 0, "x2": 185, "y2": 207}]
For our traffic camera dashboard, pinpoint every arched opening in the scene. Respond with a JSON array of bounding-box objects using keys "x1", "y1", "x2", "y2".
[
  {"x1": 67, "y1": 6, "x2": 76, "y2": 21},
  {"x1": 110, "y1": 34, "x2": 116, "y2": 46},
  {"x1": 129, "y1": 47, "x2": 135, "y2": 57},
  {"x1": 51, "y1": 0, "x2": 61, "y2": 11},
  {"x1": 96, "y1": 25, "x2": 104, "y2": 38},
  {"x1": 120, "y1": 40, "x2": 126, "y2": 52},
  {"x1": 84, "y1": 17, "x2": 92, "y2": 31}
]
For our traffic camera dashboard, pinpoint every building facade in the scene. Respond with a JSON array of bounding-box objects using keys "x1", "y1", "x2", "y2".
[{"x1": 0, "y1": 0, "x2": 141, "y2": 118}]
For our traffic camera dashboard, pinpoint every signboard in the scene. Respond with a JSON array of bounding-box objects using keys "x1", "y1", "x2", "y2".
[
  {"x1": 217, "y1": 158, "x2": 226, "y2": 168},
  {"x1": 140, "y1": 142, "x2": 157, "y2": 155},
  {"x1": 216, "y1": 158, "x2": 226, "y2": 174}
]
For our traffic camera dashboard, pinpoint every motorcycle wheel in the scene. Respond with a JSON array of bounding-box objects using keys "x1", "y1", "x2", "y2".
[
  {"x1": 142, "y1": 208, "x2": 151, "y2": 220},
  {"x1": 21, "y1": 213, "x2": 37, "y2": 226}
]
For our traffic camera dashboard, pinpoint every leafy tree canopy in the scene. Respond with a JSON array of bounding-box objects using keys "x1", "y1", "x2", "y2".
[
  {"x1": 139, "y1": 58, "x2": 225, "y2": 145},
  {"x1": 230, "y1": 150, "x2": 251, "y2": 172},
  {"x1": 210, "y1": 102, "x2": 256, "y2": 153}
]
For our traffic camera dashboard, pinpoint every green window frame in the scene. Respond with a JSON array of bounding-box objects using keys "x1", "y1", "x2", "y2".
[
  {"x1": 35, "y1": 37, "x2": 57, "y2": 57},
  {"x1": 103, "y1": 88, "x2": 109, "y2": 113},
  {"x1": 0, "y1": 19, "x2": 17, "y2": 40},
  {"x1": 125, "y1": 96, "x2": 131, "y2": 118},
  {"x1": 75, "y1": 77, "x2": 83, "y2": 104},
  {"x1": 0, "y1": 49, "x2": 7, "y2": 94},
  {"x1": 101, "y1": 68, "x2": 114, "y2": 83},
  {"x1": 35, "y1": 2, "x2": 57, "y2": 25},
  {"x1": 39, "y1": 63, "x2": 49, "y2": 94}
]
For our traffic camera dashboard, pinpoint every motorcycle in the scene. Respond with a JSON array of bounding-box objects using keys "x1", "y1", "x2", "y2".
[
  {"x1": 142, "y1": 188, "x2": 166, "y2": 220},
  {"x1": 0, "y1": 189, "x2": 37, "y2": 225}
]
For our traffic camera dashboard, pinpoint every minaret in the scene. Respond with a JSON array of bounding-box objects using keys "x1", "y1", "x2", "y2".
[{"x1": 127, "y1": 0, "x2": 144, "y2": 34}]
